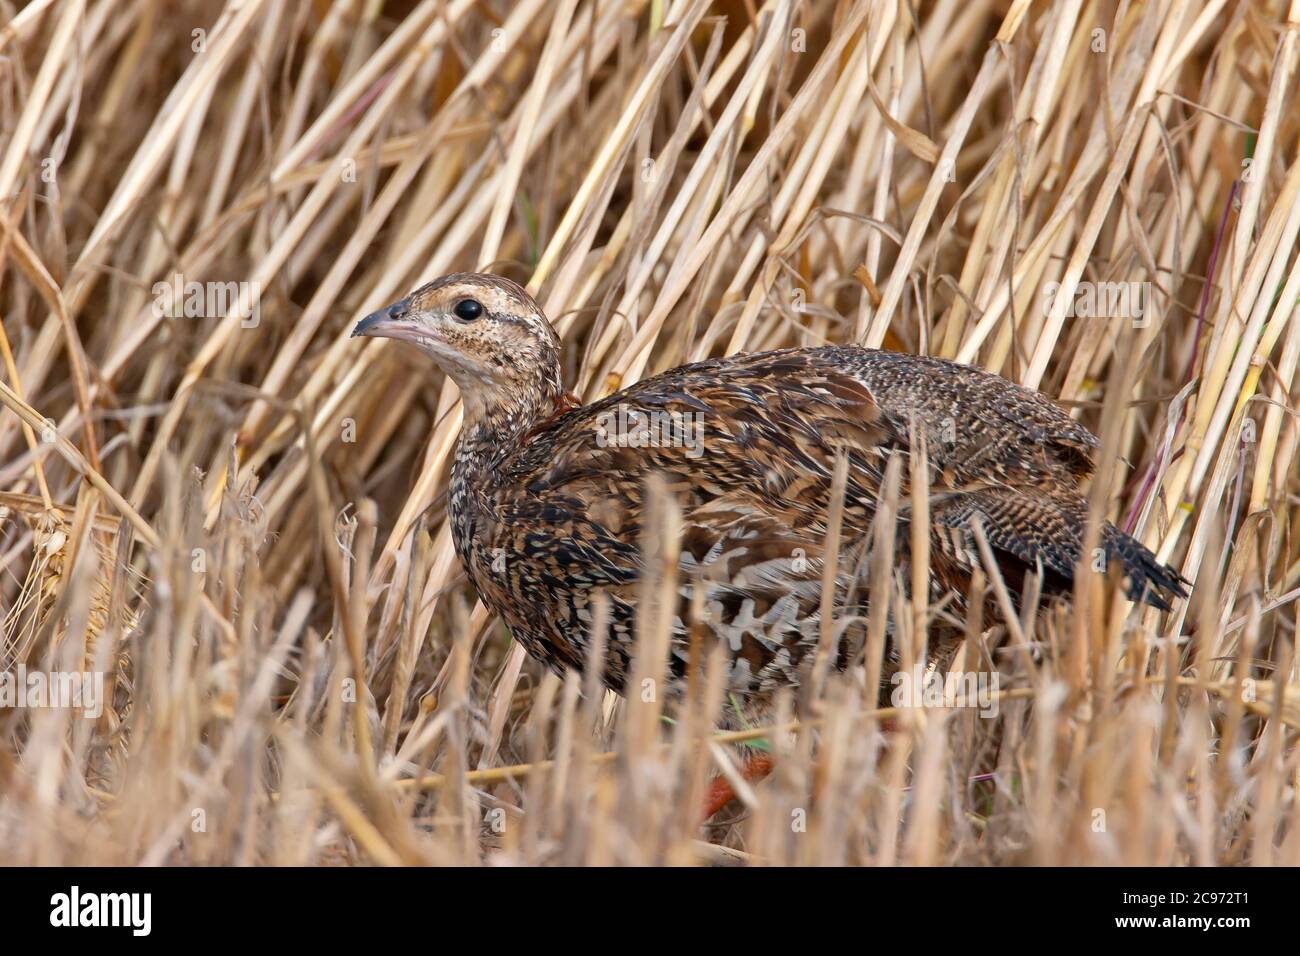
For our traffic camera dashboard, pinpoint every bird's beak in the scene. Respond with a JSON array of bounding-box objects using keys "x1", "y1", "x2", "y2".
[{"x1": 352, "y1": 297, "x2": 414, "y2": 339}]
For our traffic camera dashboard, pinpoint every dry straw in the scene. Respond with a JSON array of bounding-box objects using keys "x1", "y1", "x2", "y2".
[{"x1": 0, "y1": 0, "x2": 1297, "y2": 865}]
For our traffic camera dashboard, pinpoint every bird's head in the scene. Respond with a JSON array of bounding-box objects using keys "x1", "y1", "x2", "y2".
[{"x1": 353, "y1": 272, "x2": 564, "y2": 426}]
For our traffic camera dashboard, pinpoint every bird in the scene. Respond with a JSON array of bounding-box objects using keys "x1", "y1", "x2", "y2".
[{"x1": 353, "y1": 271, "x2": 1187, "y2": 813}]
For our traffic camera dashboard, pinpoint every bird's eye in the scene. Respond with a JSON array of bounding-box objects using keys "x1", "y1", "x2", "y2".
[{"x1": 452, "y1": 298, "x2": 484, "y2": 322}]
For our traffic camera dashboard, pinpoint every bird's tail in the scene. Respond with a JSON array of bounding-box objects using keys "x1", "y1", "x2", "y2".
[
  {"x1": 928, "y1": 487, "x2": 1189, "y2": 610},
  {"x1": 1099, "y1": 522, "x2": 1190, "y2": 611}
]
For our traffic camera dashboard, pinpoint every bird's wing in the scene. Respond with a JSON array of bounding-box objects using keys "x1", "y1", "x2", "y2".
[
  {"x1": 491, "y1": 350, "x2": 895, "y2": 694},
  {"x1": 839, "y1": 347, "x2": 1100, "y2": 486}
]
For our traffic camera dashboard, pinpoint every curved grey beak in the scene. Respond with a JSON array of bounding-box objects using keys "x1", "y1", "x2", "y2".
[{"x1": 352, "y1": 297, "x2": 412, "y2": 338}]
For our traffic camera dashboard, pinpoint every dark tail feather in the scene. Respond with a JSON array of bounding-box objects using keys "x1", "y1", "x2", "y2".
[{"x1": 1102, "y1": 524, "x2": 1190, "y2": 611}]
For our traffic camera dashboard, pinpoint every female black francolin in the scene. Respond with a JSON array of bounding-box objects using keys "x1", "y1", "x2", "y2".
[{"x1": 354, "y1": 272, "x2": 1187, "y2": 811}]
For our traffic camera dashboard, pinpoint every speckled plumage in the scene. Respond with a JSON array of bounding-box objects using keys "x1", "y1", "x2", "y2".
[{"x1": 355, "y1": 273, "x2": 1187, "y2": 707}]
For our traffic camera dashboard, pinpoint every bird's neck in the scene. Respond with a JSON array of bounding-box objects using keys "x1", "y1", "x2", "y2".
[
  {"x1": 448, "y1": 368, "x2": 570, "y2": 548},
  {"x1": 452, "y1": 368, "x2": 567, "y2": 469}
]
